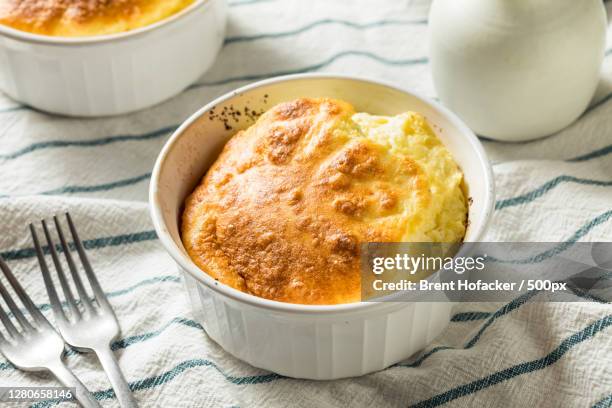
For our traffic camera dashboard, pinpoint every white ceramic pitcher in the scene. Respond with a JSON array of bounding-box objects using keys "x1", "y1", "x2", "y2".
[{"x1": 429, "y1": 0, "x2": 607, "y2": 142}]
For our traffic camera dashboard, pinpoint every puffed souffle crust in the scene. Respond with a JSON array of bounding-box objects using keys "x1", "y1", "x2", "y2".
[
  {"x1": 181, "y1": 98, "x2": 468, "y2": 305},
  {"x1": 0, "y1": 0, "x2": 195, "y2": 36}
]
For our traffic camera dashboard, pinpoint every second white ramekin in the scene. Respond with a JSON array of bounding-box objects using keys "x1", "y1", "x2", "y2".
[
  {"x1": 150, "y1": 74, "x2": 495, "y2": 380},
  {"x1": 0, "y1": 0, "x2": 226, "y2": 117}
]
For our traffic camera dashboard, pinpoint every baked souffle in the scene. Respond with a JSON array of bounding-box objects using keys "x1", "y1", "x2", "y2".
[
  {"x1": 0, "y1": 0, "x2": 195, "y2": 36},
  {"x1": 182, "y1": 98, "x2": 468, "y2": 305}
]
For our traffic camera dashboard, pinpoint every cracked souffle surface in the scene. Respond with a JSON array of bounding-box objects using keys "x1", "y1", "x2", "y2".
[
  {"x1": 181, "y1": 98, "x2": 467, "y2": 305},
  {"x1": 0, "y1": 0, "x2": 195, "y2": 36}
]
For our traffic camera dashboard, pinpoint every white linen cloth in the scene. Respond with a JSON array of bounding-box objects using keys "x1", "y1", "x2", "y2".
[{"x1": 0, "y1": 0, "x2": 611, "y2": 407}]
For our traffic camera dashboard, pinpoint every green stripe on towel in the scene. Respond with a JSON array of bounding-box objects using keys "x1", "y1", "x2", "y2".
[
  {"x1": 2, "y1": 313, "x2": 195, "y2": 372},
  {"x1": 496, "y1": 176, "x2": 612, "y2": 210},
  {"x1": 450, "y1": 311, "x2": 492, "y2": 322},
  {"x1": 0, "y1": 126, "x2": 176, "y2": 161},
  {"x1": 568, "y1": 143, "x2": 612, "y2": 163},
  {"x1": 225, "y1": 18, "x2": 426, "y2": 44},
  {"x1": 41, "y1": 173, "x2": 151, "y2": 196},
  {"x1": 410, "y1": 314, "x2": 612, "y2": 408},
  {"x1": 1, "y1": 230, "x2": 157, "y2": 261},
  {"x1": 592, "y1": 394, "x2": 612, "y2": 408},
  {"x1": 31, "y1": 359, "x2": 282, "y2": 408},
  {"x1": 488, "y1": 210, "x2": 612, "y2": 264}
]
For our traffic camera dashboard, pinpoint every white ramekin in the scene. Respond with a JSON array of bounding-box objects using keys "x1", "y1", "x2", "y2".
[
  {"x1": 149, "y1": 74, "x2": 495, "y2": 380},
  {"x1": 0, "y1": 0, "x2": 226, "y2": 117}
]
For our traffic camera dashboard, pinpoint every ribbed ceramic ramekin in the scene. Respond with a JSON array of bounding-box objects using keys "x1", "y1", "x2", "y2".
[
  {"x1": 149, "y1": 74, "x2": 495, "y2": 380},
  {"x1": 0, "y1": 0, "x2": 226, "y2": 117}
]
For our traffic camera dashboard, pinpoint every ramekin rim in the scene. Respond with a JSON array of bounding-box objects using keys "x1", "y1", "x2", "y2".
[
  {"x1": 149, "y1": 73, "x2": 496, "y2": 315},
  {"x1": 0, "y1": 0, "x2": 210, "y2": 46}
]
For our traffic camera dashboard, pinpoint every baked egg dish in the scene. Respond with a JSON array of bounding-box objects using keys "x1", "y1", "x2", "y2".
[
  {"x1": 0, "y1": 0, "x2": 195, "y2": 36},
  {"x1": 181, "y1": 98, "x2": 468, "y2": 305}
]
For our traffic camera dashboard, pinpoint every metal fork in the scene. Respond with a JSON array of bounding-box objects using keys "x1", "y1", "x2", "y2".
[
  {"x1": 31, "y1": 213, "x2": 137, "y2": 408},
  {"x1": 0, "y1": 257, "x2": 100, "y2": 407}
]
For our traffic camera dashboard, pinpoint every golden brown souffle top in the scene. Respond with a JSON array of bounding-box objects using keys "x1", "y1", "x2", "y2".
[
  {"x1": 0, "y1": 0, "x2": 195, "y2": 36},
  {"x1": 181, "y1": 98, "x2": 467, "y2": 305}
]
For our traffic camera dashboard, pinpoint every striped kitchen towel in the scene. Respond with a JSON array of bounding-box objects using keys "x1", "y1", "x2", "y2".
[{"x1": 0, "y1": 0, "x2": 611, "y2": 406}]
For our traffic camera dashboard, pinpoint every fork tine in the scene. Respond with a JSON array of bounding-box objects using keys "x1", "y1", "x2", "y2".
[
  {"x1": 42, "y1": 220, "x2": 81, "y2": 320},
  {"x1": 65, "y1": 213, "x2": 110, "y2": 309},
  {"x1": 0, "y1": 300, "x2": 19, "y2": 339},
  {"x1": 0, "y1": 256, "x2": 47, "y2": 326},
  {"x1": 53, "y1": 216, "x2": 97, "y2": 314},
  {"x1": 30, "y1": 224, "x2": 67, "y2": 323},
  {"x1": 0, "y1": 278, "x2": 34, "y2": 332}
]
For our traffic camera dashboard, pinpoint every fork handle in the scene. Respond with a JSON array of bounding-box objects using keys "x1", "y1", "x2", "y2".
[
  {"x1": 95, "y1": 347, "x2": 137, "y2": 408},
  {"x1": 48, "y1": 360, "x2": 101, "y2": 408}
]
